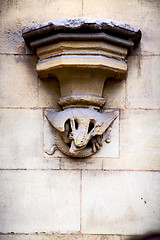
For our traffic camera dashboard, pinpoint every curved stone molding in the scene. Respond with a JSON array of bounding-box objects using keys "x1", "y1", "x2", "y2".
[{"x1": 22, "y1": 18, "x2": 141, "y2": 158}]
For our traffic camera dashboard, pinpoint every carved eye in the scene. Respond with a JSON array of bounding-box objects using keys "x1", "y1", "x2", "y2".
[
  {"x1": 88, "y1": 120, "x2": 95, "y2": 133},
  {"x1": 74, "y1": 119, "x2": 78, "y2": 130},
  {"x1": 65, "y1": 120, "x2": 72, "y2": 138}
]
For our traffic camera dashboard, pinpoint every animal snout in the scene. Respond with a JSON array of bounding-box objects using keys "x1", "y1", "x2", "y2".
[{"x1": 75, "y1": 136, "x2": 86, "y2": 147}]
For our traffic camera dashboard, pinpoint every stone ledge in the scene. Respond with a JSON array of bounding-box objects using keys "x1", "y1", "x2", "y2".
[
  {"x1": 0, "y1": 234, "x2": 121, "y2": 240},
  {"x1": 22, "y1": 18, "x2": 141, "y2": 50}
]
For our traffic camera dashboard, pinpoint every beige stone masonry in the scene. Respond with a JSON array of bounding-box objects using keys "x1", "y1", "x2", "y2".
[
  {"x1": 0, "y1": 0, "x2": 82, "y2": 54},
  {"x1": 103, "y1": 79, "x2": 126, "y2": 109},
  {"x1": 37, "y1": 41, "x2": 127, "y2": 61},
  {"x1": 0, "y1": 0, "x2": 159, "y2": 237},
  {"x1": 38, "y1": 77, "x2": 61, "y2": 108},
  {"x1": 0, "y1": 109, "x2": 61, "y2": 169},
  {"x1": 1, "y1": 0, "x2": 159, "y2": 56},
  {"x1": 83, "y1": 0, "x2": 160, "y2": 55},
  {"x1": 0, "y1": 109, "x2": 55, "y2": 169},
  {"x1": 37, "y1": 55, "x2": 127, "y2": 80},
  {"x1": 82, "y1": 171, "x2": 160, "y2": 235},
  {"x1": 60, "y1": 157, "x2": 103, "y2": 170},
  {"x1": 103, "y1": 109, "x2": 160, "y2": 171},
  {"x1": 127, "y1": 56, "x2": 160, "y2": 109},
  {"x1": 0, "y1": 234, "x2": 121, "y2": 240},
  {"x1": 0, "y1": 170, "x2": 80, "y2": 233},
  {"x1": 0, "y1": 55, "x2": 38, "y2": 108}
]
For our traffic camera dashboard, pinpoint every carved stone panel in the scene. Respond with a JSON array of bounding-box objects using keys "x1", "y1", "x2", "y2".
[{"x1": 44, "y1": 109, "x2": 119, "y2": 158}]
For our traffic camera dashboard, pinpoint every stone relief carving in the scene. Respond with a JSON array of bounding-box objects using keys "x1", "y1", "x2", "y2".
[
  {"x1": 45, "y1": 108, "x2": 118, "y2": 157},
  {"x1": 22, "y1": 18, "x2": 141, "y2": 158}
]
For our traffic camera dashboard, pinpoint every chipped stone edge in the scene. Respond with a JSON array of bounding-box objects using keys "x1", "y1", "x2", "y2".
[{"x1": 22, "y1": 17, "x2": 140, "y2": 34}]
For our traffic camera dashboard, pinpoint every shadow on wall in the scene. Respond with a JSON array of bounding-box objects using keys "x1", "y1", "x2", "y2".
[{"x1": 127, "y1": 233, "x2": 160, "y2": 240}]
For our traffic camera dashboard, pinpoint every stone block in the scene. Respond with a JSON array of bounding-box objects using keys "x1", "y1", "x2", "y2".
[
  {"x1": 60, "y1": 158, "x2": 103, "y2": 170},
  {"x1": 82, "y1": 0, "x2": 160, "y2": 55},
  {"x1": 103, "y1": 110, "x2": 160, "y2": 170},
  {"x1": 0, "y1": 109, "x2": 60, "y2": 169},
  {"x1": 81, "y1": 171, "x2": 160, "y2": 235},
  {"x1": 126, "y1": 56, "x2": 160, "y2": 109},
  {"x1": 0, "y1": 234, "x2": 120, "y2": 240},
  {"x1": 0, "y1": 170, "x2": 80, "y2": 233},
  {"x1": 38, "y1": 78, "x2": 61, "y2": 108},
  {"x1": 103, "y1": 79, "x2": 125, "y2": 109},
  {"x1": 0, "y1": 0, "x2": 82, "y2": 54},
  {"x1": 0, "y1": 55, "x2": 38, "y2": 108},
  {"x1": 44, "y1": 110, "x2": 119, "y2": 160}
]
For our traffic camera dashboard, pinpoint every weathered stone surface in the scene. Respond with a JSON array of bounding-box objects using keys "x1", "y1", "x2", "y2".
[
  {"x1": 22, "y1": 17, "x2": 140, "y2": 38},
  {"x1": 21, "y1": 15, "x2": 140, "y2": 159},
  {"x1": 25, "y1": 17, "x2": 130, "y2": 159},
  {"x1": 0, "y1": 0, "x2": 159, "y2": 237},
  {"x1": 103, "y1": 110, "x2": 160, "y2": 170},
  {"x1": 0, "y1": 234, "x2": 120, "y2": 240},
  {"x1": 0, "y1": 109, "x2": 60, "y2": 169},
  {"x1": 22, "y1": 18, "x2": 140, "y2": 55},
  {"x1": 37, "y1": 41, "x2": 127, "y2": 61},
  {"x1": 0, "y1": 170, "x2": 80, "y2": 233},
  {"x1": 55, "y1": 69, "x2": 106, "y2": 106},
  {"x1": 126, "y1": 56, "x2": 160, "y2": 109},
  {"x1": 103, "y1": 78, "x2": 125, "y2": 109},
  {"x1": 82, "y1": 171, "x2": 160, "y2": 235},
  {"x1": 37, "y1": 55, "x2": 127, "y2": 80},
  {"x1": 61, "y1": 157, "x2": 103, "y2": 170},
  {"x1": 38, "y1": 77, "x2": 60, "y2": 108},
  {"x1": 0, "y1": 55, "x2": 37, "y2": 108},
  {"x1": 45, "y1": 108, "x2": 118, "y2": 158},
  {"x1": 0, "y1": 109, "x2": 59, "y2": 169},
  {"x1": 0, "y1": 0, "x2": 82, "y2": 54},
  {"x1": 82, "y1": 0, "x2": 160, "y2": 55}
]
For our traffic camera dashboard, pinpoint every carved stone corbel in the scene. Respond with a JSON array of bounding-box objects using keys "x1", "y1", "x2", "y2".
[{"x1": 22, "y1": 18, "x2": 141, "y2": 158}]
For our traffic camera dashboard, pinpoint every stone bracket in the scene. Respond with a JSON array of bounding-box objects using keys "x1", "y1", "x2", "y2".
[{"x1": 22, "y1": 18, "x2": 141, "y2": 158}]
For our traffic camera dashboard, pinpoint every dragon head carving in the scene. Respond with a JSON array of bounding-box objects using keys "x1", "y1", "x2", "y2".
[{"x1": 45, "y1": 108, "x2": 118, "y2": 156}]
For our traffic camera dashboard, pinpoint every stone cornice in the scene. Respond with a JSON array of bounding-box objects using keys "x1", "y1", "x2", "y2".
[{"x1": 22, "y1": 18, "x2": 141, "y2": 51}]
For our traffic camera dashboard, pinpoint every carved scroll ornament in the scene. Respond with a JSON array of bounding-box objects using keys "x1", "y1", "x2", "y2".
[{"x1": 22, "y1": 18, "x2": 141, "y2": 158}]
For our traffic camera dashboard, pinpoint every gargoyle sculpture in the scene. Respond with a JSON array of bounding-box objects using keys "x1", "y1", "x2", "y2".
[{"x1": 45, "y1": 108, "x2": 118, "y2": 158}]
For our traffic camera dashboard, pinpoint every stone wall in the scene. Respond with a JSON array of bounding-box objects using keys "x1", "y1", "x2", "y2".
[{"x1": 0, "y1": 0, "x2": 160, "y2": 239}]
